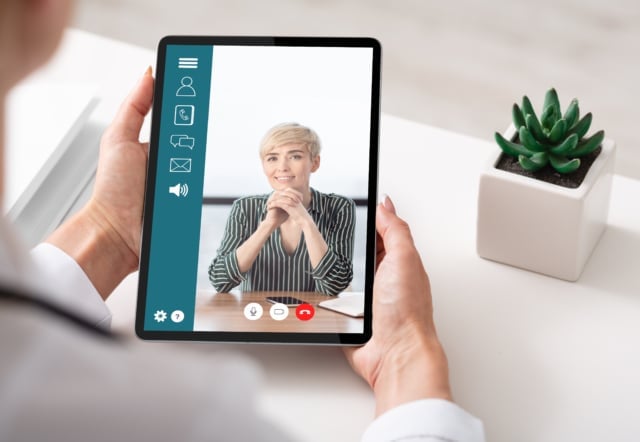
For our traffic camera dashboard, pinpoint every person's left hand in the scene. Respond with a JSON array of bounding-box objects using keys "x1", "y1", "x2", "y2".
[
  {"x1": 267, "y1": 188, "x2": 311, "y2": 226},
  {"x1": 46, "y1": 68, "x2": 155, "y2": 298},
  {"x1": 86, "y1": 68, "x2": 154, "y2": 263}
]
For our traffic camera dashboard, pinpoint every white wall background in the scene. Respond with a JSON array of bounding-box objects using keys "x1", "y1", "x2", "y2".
[
  {"x1": 74, "y1": 0, "x2": 640, "y2": 181},
  {"x1": 203, "y1": 45, "x2": 373, "y2": 198}
]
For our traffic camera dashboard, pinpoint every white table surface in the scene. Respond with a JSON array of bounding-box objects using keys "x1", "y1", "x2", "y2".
[{"x1": 19, "y1": 28, "x2": 640, "y2": 442}]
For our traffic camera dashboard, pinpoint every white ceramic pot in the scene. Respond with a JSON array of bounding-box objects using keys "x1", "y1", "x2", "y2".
[{"x1": 476, "y1": 126, "x2": 616, "y2": 281}]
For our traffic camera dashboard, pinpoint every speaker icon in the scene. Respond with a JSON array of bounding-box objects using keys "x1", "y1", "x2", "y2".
[{"x1": 169, "y1": 183, "x2": 189, "y2": 197}]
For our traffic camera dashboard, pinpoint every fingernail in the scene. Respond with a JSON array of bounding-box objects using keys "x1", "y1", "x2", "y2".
[
  {"x1": 144, "y1": 66, "x2": 153, "y2": 77},
  {"x1": 382, "y1": 194, "x2": 396, "y2": 214}
]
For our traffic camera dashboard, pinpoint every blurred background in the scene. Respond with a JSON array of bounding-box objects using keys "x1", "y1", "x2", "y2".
[{"x1": 73, "y1": 0, "x2": 639, "y2": 179}]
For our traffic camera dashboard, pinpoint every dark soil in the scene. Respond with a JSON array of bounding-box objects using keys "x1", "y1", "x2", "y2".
[{"x1": 495, "y1": 145, "x2": 602, "y2": 189}]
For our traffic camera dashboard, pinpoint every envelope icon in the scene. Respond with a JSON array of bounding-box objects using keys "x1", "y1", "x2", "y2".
[{"x1": 169, "y1": 158, "x2": 192, "y2": 173}]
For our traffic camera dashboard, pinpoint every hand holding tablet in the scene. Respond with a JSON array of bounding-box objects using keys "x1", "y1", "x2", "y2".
[{"x1": 136, "y1": 36, "x2": 381, "y2": 344}]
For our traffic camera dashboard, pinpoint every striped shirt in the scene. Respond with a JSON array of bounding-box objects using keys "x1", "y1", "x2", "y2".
[{"x1": 209, "y1": 188, "x2": 355, "y2": 295}]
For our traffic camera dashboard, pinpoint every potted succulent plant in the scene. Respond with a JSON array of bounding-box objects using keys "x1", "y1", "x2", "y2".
[{"x1": 476, "y1": 88, "x2": 616, "y2": 281}]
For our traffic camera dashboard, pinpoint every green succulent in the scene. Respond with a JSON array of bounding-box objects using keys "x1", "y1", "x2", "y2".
[{"x1": 495, "y1": 88, "x2": 605, "y2": 174}]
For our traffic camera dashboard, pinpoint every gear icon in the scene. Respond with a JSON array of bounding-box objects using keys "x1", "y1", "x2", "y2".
[{"x1": 154, "y1": 310, "x2": 167, "y2": 322}]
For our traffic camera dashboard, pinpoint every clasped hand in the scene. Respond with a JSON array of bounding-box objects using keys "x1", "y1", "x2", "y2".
[{"x1": 265, "y1": 188, "x2": 310, "y2": 228}]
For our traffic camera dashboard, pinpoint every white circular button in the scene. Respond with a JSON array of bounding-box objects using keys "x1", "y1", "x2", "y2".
[
  {"x1": 269, "y1": 303, "x2": 289, "y2": 321},
  {"x1": 244, "y1": 302, "x2": 263, "y2": 320},
  {"x1": 170, "y1": 310, "x2": 184, "y2": 323}
]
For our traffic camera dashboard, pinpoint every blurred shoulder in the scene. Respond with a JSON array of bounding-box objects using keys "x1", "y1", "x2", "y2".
[{"x1": 311, "y1": 188, "x2": 355, "y2": 211}]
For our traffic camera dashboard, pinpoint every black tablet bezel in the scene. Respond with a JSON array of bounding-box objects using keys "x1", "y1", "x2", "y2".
[{"x1": 136, "y1": 36, "x2": 380, "y2": 345}]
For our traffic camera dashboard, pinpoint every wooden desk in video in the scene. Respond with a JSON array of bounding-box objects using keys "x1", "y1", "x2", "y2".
[{"x1": 194, "y1": 291, "x2": 363, "y2": 333}]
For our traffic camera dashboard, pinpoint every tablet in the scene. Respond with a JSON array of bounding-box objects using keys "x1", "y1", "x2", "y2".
[{"x1": 136, "y1": 36, "x2": 380, "y2": 344}]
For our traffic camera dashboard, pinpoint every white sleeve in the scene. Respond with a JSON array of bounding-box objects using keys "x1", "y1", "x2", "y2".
[
  {"x1": 29, "y1": 243, "x2": 112, "y2": 328},
  {"x1": 0, "y1": 306, "x2": 292, "y2": 442},
  {"x1": 363, "y1": 399, "x2": 485, "y2": 442}
]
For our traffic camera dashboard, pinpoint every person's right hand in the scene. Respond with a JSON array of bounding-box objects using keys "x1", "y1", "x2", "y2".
[
  {"x1": 344, "y1": 196, "x2": 452, "y2": 417},
  {"x1": 264, "y1": 190, "x2": 296, "y2": 228}
]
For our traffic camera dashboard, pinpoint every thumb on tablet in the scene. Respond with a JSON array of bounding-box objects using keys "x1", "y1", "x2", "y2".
[{"x1": 104, "y1": 67, "x2": 154, "y2": 145}]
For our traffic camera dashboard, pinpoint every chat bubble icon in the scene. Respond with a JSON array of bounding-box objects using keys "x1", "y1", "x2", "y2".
[{"x1": 170, "y1": 134, "x2": 195, "y2": 149}]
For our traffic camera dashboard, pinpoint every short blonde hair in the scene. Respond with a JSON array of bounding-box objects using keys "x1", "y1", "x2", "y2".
[{"x1": 259, "y1": 123, "x2": 321, "y2": 158}]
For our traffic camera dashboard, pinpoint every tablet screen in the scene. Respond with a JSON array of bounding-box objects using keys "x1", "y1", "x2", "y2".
[{"x1": 136, "y1": 37, "x2": 380, "y2": 344}]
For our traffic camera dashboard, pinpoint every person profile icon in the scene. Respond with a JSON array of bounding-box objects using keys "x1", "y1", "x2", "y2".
[{"x1": 176, "y1": 76, "x2": 196, "y2": 97}]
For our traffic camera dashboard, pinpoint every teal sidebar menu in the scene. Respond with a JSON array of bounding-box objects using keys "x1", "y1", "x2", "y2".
[{"x1": 144, "y1": 45, "x2": 213, "y2": 331}]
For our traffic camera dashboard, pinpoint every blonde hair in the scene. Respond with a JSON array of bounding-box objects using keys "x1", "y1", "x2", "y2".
[{"x1": 259, "y1": 123, "x2": 321, "y2": 158}]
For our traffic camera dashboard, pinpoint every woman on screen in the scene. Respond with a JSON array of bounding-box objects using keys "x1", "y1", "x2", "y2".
[{"x1": 209, "y1": 123, "x2": 355, "y2": 295}]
